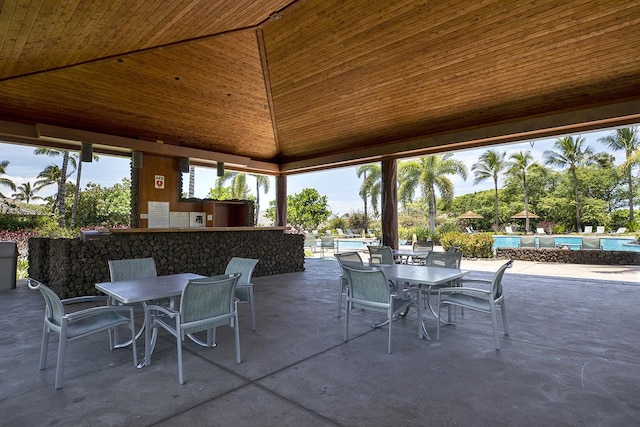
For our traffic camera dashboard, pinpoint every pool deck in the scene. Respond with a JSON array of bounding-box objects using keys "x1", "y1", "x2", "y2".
[{"x1": 1, "y1": 257, "x2": 639, "y2": 426}]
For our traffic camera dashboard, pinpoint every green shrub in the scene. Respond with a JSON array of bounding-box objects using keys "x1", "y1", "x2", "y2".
[
  {"x1": 36, "y1": 223, "x2": 79, "y2": 239},
  {"x1": 440, "y1": 231, "x2": 494, "y2": 258},
  {"x1": 17, "y1": 259, "x2": 29, "y2": 279}
]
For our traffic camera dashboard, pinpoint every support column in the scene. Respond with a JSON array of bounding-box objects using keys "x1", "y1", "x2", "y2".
[
  {"x1": 275, "y1": 175, "x2": 287, "y2": 227},
  {"x1": 381, "y1": 158, "x2": 398, "y2": 249}
]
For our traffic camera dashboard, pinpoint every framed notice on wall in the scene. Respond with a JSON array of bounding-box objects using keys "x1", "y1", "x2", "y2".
[
  {"x1": 148, "y1": 201, "x2": 170, "y2": 228},
  {"x1": 189, "y1": 212, "x2": 206, "y2": 227}
]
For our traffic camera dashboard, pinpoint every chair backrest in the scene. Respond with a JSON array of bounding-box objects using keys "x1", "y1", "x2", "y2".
[
  {"x1": 180, "y1": 274, "x2": 241, "y2": 326},
  {"x1": 336, "y1": 228, "x2": 346, "y2": 236},
  {"x1": 519, "y1": 235, "x2": 536, "y2": 248},
  {"x1": 536, "y1": 228, "x2": 546, "y2": 234},
  {"x1": 582, "y1": 236, "x2": 601, "y2": 250},
  {"x1": 490, "y1": 260, "x2": 513, "y2": 301},
  {"x1": 505, "y1": 226, "x2": 514, "y2": 234},
  {"x1": 342, "y1": 265, "x2": 390, "y2": 312},
  {"x1": 304, "y1": 234, "x2": 317, "y2": 248},
  {"x1": 424, "y1": 251, "x2": 462, "y2": 269},
  {"x1": 446, "y1": 245, "x2": 461, "y2": 253},
  {"x1": 596, "y1": 226, "x2": 605, "y2": 234},
  {"x1": 320, "y1": 237, "x2": 335, "y2": 248},
  {"x1": 108, "y1": 258, "x2": 157, "y2": 281},
  {"x1": 413, "y1": 240, "x2": 434, "y2": 251},
  {"x1": 538, "y1": 235, "x2": 555, "y2": 248},
  {"x1": 583, "y1": 226, "x2": 593, "y2": 233},
  {"x1": 616, "y1": 227, "x2": 627, "y2": 234},
  {"x1": 335, "y1": 251, "x2": 363, "y2": 267},
  {"x1": 367, "y1": 245, "x2": 394, "y2": 265},
  {"x1": 224, "y1": 257, "x2": 259, "y2": 287},
  {"x1": 28, "y1": 279, "x2": 65, "y2": 328}
]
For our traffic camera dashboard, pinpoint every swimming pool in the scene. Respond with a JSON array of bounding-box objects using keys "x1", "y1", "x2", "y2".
[{"x1": 493, "y1": 235, "x2": 639, "y2": 252}]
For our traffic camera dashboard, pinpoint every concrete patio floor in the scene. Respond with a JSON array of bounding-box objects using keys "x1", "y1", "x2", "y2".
[{"x1": 1, "y1": 257, "x2": 639, "y2": 426}]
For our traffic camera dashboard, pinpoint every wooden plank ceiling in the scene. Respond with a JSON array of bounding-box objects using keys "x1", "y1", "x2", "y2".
[{"x1": 1, "y1": 0, "x2": 640, "y2": 175}]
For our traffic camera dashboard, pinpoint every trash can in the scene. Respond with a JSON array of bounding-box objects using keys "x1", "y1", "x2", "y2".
[{"x1": 0, "y1": 241, "x2": 18, "y2": 290}]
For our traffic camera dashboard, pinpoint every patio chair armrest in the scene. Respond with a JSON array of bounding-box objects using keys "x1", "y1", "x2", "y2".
[
  {"x1": 61, "y1": 295, "x2": 109, "y2": 305},
  {"x1": 145, "y1": 304, "x2": 180, "y2": 318},
  {"x1": 458, "y1": 278, "x2": 491, "y2": 286},
  {"x1": 63, "y1": 304, "x2": 134, "y2": 322},
  {"x1": 438, "y1": 287, "x2": 490, "y2": 297}
]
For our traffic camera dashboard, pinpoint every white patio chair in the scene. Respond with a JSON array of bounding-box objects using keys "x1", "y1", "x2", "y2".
[
  {"x1": 505, "y1": 226, "x2": 515, "y2": 235},
  {"x1": 342, "y1": 265, "x2": 414, "y2": 353},
  {"x1": 436, "y1": 260, "x2": 513, "y2": 350},
  {"x1": 536, "y1": 227, "x2": 546, "y2": 234},
  {"x1": 225, "y1": 257, "x2": 259, "y2": 331},
  {"x1": 367, "y1": 245, "x2": 395, "y2": 265},
  {"x1": 595, "y1": 226, "x2": 605, "y2": 234},
  {"x1": 108, "y1": 257, "x2": 160, "y2": 345},
  {"x1": 334, "y1": 252, "x2": 364, "y2": 317},
  {"x1": 583, "y1": 226, "x2": 593, "y2": 234},
  {"x1": 28, "y1": 279, "x2": 137, "y2": 389},
  {"x1": 144, "y1": 273, "x2": 242, "y2": 384}
]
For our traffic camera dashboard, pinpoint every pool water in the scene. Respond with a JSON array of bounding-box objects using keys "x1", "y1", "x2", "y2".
[{"x1": 493, "y1": 235, "x2": 639, "y2": 252}]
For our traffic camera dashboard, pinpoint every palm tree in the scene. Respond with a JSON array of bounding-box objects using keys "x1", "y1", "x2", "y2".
[
  {"x1": 544, "y1": 136, "x2": 593, "y2": 232},
  {"x1": 0, "y1": 160, "x2": 17, "y2": 198},
  {"x1": 356, "y1": 164, "x2": 381, "y2": 231},
  {"x1": 398, "y1": 154, "x2": 468, "y2": 234},
  {"x1": 70, "y1": 152, "x2": 99, "y2": 228},
  {"x1": 598, "y1": 127, "x2": 639, "y2": 222},
  {"x1": 34, "y1": 148, "x2": 76, "y2": 227},
  {"x1": 12, "y1": 182, "x2": 42, "y2": 204},
  {"x1": 216, "y1": 172, "x2": 249, "y2": 199},
  {"x1": 252, "y1": 174, "x2": 270, "y2": 225},
  {"x1": 507, "y1": 150, "x2": 536, "y2": 233},
  {"x1": 472, "y1": 149, "x2": 506, "y2": 229}
]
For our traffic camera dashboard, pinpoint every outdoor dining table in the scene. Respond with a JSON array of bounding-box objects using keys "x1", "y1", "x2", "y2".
[
  {"x1": 377, "y1": 264, "x2": 468, "y2": 340},
  {"x1": 96, "y1": 273, "x2": 204, "y2": 366}
]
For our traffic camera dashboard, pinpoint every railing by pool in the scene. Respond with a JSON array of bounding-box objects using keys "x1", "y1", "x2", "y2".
[{"x1": 493, "y1": 235, "x2": 640, "y2": 252}]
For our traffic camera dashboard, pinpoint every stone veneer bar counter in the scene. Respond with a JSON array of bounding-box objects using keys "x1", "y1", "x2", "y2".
[{"x1": 28, "y1": 227, "x2": 305, "y2": 298}]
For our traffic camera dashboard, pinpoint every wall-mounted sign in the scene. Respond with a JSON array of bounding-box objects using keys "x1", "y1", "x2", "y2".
[{"x1": 154, "y1": 175, "x2": 165, "y2": 189}]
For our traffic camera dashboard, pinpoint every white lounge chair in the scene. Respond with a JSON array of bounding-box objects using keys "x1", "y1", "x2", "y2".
[
  {"x1": 583, "y1": 226, "x2": 593, "y2": 234},
  {"x1": 505, "y1": 226, "x2": 515, "y2": 235},
  {"x1": 536, "y1": 227, "x2": 546, "y2": 235},
  {"x1": 596, "y1": 226, "x2": 605, "y2": 234},
  {"x1": 613, "y1": 227, "x2": 627, "y2": 234}
]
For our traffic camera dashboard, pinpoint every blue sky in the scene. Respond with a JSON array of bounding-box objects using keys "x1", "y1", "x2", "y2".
[{"x1": 0, "y1": 127, "x2": 626, "y2": 215}]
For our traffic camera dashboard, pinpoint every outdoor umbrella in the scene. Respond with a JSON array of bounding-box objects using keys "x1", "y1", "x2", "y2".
[{"x1": 456, "y1": 210, "x2": 484, "y2": 220}]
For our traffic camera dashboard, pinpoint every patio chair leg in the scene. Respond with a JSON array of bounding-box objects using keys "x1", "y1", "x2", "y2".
[
  {"x1": 501, "y1": 301, "x2": 509, "y2": 336},
  {"x1": 490, "y1": 306, "x2": 501, "y2": 351}
]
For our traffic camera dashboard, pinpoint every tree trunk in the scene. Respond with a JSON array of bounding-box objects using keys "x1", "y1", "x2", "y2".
[
  {"x1": 572, "y1": 167, "x2": 581, "y2": 232},
  {"x1": 493, "y1": 179, "x2": 499, "y2": 229},
  {"x1": 70, "y1": 159, "x2": 83, "y2": 229},
  {"x1": 188, "y1": 166, "x2": 195, "y2": 198},
  {"x1": 627, "y1": 166, "x2": 634, "y2": 222},
  {"x1": 57, "y1": 151, "x2": 69, "y2": 228},
  {"x1": 381, "y1": 159, "x2": 398, "y2": 249}
]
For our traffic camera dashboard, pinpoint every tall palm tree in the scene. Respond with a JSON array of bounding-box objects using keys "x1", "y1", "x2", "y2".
[
  {"x1": 356, "y1": 164, "x2": 381, "y2": 231},
  {"x1": 598, "y1": 127, "x2": 639, "y2": 222},
  {"x1": 0, "y1": 160, "x2": 17, "y2": 198},
  {"x1": 472, "y1": 149, "x2": 506, "y2": 229},
  {"x1": 216, "y1": 172, "x2": 249, "y2": 199},
  {"x1": 252, "y1": 174, "x2": 270, "y2": 225},
  {"x1": 12, "y1": 182, "x2": 42, "y2": 204},
  {"x1": 34, "y1": 148, "x2": 76, "y2": 227},
  {"x1": 70, "y1": 152, "x2": 99, "y2": 228},
  {"x1": 544, "y1": 136, "x2": 593, "y2": 232},
  {"x1": 507, "y1": 150, "x2": 535, "y2": 233},
  {"x1": 398, "y1": 154, "x2": 468, "y2": 234}
]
